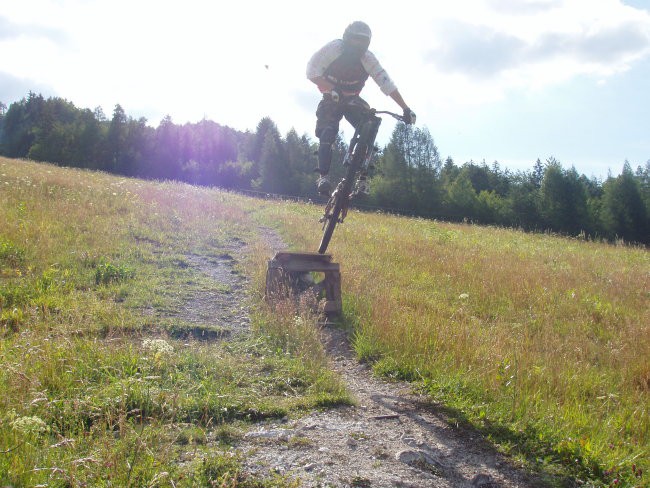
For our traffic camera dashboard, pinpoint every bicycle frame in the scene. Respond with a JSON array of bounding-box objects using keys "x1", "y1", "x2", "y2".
[
  {"x1": 318, "y1": 107, "x2": 405, "y2": 254},
  {"x1": 337, "y1": 114, "x2": 381, "y2": 220}
]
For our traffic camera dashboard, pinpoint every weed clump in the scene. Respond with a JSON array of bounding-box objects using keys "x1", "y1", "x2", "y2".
[
  {"x1": 1, "y1": 307, "x2": 25, "y2": 333},
  {"x1": 0, "y1": 239, "x2": 25, "y2": 268},
  {"x1": 94, "y1": 260, "x2": 134, "y2": 285}
]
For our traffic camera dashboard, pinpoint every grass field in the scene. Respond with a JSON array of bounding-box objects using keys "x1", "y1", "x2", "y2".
[
  {"x1": 0, "y1": 158, "x2": 347, "y2": 486},
  {"x1": 258, "y1": 197, "x2": 649, "y2": 487},
  {"x1": 1, "y1": 157, "x2": 648, "y2": 487}
]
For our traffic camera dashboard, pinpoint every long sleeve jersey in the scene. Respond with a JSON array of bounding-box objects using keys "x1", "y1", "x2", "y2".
[{"x1": 306, "y1": 39, "x2": 398, "y2": 96}]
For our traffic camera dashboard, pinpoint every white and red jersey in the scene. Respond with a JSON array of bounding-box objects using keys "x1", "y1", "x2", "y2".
[{"x1": 306, "y1": 39, "x2": 397, "y2": 97}]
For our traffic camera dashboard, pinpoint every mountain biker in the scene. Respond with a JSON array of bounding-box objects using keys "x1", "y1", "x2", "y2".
[{"x1": 307, "y1": 21, "x2": 416, "y2": 195}]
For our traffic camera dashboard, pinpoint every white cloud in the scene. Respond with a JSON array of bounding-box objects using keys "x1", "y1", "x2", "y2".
[
  {"x1": 415, "y1": 0, "x2": 650, "y2": 109},
  {"x1": 3, "y1": 0, "x2": 648, "y2": 112},
  {"x1": 486, "y1": 0, "x2": 564, "y2": 15},
  {"x1": 0, "y1": 0, "x2": 648, "y2": 176}
]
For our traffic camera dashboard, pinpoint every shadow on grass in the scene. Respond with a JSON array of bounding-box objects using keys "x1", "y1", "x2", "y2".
[{"x1": 335, "y1": 308, "x2": 604, "y2": 488}]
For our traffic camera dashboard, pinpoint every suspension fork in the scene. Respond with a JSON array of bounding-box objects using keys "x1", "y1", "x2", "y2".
[{"x1": 362, "y1": 116, "x2": 381, "y2": 169}]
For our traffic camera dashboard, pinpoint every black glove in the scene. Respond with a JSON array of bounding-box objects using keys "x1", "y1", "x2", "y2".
[{"x1": 402, "y1": 107, "x2": 416, "y2": 125}]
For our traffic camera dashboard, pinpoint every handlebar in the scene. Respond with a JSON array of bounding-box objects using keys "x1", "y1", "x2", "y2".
[
  {"x1": 334, "y1": 96, "x2": 414, "y2": 124},
  {"x1": 372, "y1": 110, "x2": 406, "y2": 122},
  {"x1": 371, "y1": 108, "x2": 416, "y2": 125}
]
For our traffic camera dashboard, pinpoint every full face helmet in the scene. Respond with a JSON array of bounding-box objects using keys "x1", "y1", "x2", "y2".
[{"x1": 342, "y1": 21, "x2": 371, "y2": 56}]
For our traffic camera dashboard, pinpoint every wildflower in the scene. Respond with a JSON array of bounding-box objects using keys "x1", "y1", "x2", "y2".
[
  {"x1": 11, "y1": 415, "x2": 49, "y2": 436},
  {"x1": 143, "y1": 338, "x2": 174, "y2": 356}
]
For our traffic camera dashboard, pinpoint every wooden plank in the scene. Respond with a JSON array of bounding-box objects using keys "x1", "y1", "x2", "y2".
[
  {"x1": 324, "y1": 271, "x2": 342, "y2": 303},
  {"x1": 273, "y1": 252, "x2": 332, "y2": 264},
  {"x1": 280, "y1": 262, "x2": 340, "y2": 273},
  {"x1": 322, "y1": 300, "x2": 342, "y2": 313},
  {"x1": 265, "y1": 252, "x2": 342, "y2": 316}
]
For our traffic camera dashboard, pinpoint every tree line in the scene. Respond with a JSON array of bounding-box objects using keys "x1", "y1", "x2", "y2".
[{"x1": 1, "y1": 92, "x2": 648, "y2": 244}]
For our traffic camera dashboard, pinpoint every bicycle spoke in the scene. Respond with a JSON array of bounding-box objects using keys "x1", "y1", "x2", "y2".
[{"x1": 317, "y1": 107, "x2": 388, "y2": 254}]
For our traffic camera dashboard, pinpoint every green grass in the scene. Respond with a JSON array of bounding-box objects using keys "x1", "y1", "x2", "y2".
[
  {"x1": 0, "y1": 158, "x2": 348, "y2": 486},
  {"x1": 2, "y1": 157, "x2": 648, "y2": 487},
  {"x1": 254, "y1": 199, "x2": 649, "y2": 487}
]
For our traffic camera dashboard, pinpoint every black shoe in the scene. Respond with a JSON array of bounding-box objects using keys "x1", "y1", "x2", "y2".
[
  {"x1": 355, "y1": 177, "x2": 370, "y2": 195},
  {"x1": 317, "y1": 175, "x2": 332, "y2": 195}
]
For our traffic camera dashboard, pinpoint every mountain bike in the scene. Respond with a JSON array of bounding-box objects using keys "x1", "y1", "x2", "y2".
[{"x1": 318, "y1": 105, "x2": 409, "y2": 254}]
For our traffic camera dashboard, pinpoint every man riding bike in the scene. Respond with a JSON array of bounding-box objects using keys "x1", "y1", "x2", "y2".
[{"x1": 306, "y1": 21, "x2": 416, "y2": 195}]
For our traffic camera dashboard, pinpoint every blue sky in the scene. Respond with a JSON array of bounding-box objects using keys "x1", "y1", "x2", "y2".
[
  {"x1": 439, "y1": 57, "x2": 650, "y2": 177},
  {"x1": 1, "y1": 0, "x2": 649, "y2": 180}
]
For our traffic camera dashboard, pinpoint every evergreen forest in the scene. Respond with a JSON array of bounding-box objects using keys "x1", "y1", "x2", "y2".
[{"x1": 1, "y1": 92, "x2": 648, "y2": 244}]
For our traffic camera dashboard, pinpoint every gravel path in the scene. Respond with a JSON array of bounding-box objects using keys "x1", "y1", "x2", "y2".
[
  {"x1": 235, "y1": 324, "x2": 537, "y2": 488},
  {"x1": 176, "y1": 226, "x2": 538, "y2": 487}
]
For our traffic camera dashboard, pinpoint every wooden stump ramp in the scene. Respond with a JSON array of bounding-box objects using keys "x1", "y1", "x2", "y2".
[{"x1": 265, "y1": 252, "x2": 342, "y2": 316}]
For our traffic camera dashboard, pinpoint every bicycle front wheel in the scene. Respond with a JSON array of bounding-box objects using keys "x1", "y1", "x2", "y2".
[
  {"x1": 318, "y1": 195, "x2": 344, "y2": 254},
  {"x1": 318, "y1": 119, "x2": 373, "y2": 254}
]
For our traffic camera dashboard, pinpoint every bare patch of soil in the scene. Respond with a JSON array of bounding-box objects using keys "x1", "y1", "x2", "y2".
[
  {"x1": 173, "y1": 227, "x2": 539, "y2": 487},
  {"x1": 168, "y1": 241, "x2": 255, "y2": 339},
  {"x1": 177, "y1": 252, "x2": 251, "y2": 334},
  {"x1": 234, "y1": 325, "x2": 538, "y2": 488}
]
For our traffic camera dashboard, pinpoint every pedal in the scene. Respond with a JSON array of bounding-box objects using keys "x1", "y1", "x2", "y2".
[{"x1": 355, "y1": 178, "x2": 370, "y2": 195}]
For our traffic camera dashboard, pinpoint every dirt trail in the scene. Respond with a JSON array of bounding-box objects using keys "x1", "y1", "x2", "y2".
[
  {"x1": 236, "y1": 324, "x2": 537, "y2": 488},
  {"x1": 179, "y1": 227, "x2": 538, "y2": 487}
]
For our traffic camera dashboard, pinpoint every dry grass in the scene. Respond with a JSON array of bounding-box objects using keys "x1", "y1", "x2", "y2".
[
  {"x1": 0, "y1": 158, "x2": 345, "y2": 486},
  {"x1": 255, "y1": 199, "x2": 649, "y2": 486},
  {"x1": 3, "y1": 156, "x2": 647, "y2": 486}
]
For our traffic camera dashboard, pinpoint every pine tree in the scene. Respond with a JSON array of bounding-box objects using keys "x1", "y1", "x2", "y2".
[
  {"x1": 446, "y1": 169, "x2": 478, "y2": 220},
  {"x1": 151, "y1": 115, "x2": 181, "y2": 179},
  {"x1": 601, "y1": 161, "x2": 648, "y2": 243},
  {"x1": 107, "y1": 104, "x2": 127, "y2": 173},
  {"x1": 532, "y1": 158, "x2": 544, "y2": 188},
  {"x1": 257, "y1": 123, "x2": 287, "y2": 194},
  {"x1": 539, "y1": 159, "x2": 590, "y2": 235}
]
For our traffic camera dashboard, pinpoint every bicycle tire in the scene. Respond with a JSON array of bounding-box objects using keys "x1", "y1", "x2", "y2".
[
  {"x1": 318, "y1": 197, "x2": 342, "y2": 254},
  {"x1": 318, "y1": 144, "x2": 369, "y2": 254},
  {"x1": 317, "y1": 118, "x2": 374, "y2": 254}
]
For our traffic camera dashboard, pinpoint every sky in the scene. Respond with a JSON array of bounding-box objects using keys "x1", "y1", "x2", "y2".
[{"x1": 1, "y1": 0, "x2": 649, "y2": 180}]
